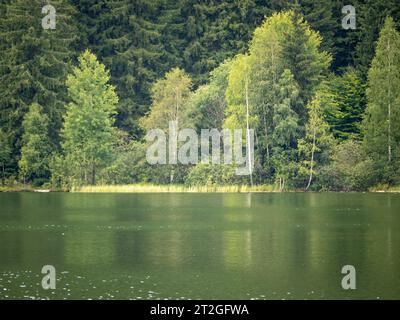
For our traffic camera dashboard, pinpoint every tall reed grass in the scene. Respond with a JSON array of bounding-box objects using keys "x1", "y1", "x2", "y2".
[
  {"x1": 73, "y1": 184, "x2": 279, "y2": 193},
  {"x1": 369, "y1": 184, "x2": 400, "y2": 193}
]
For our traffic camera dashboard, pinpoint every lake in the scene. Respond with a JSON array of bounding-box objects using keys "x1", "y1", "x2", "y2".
[{"x1": 0, "y1": 192, "x2": 399, "y2": 300}]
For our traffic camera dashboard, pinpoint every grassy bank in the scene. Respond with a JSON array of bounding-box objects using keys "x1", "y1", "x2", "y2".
[
  {"x1": 0, "y1": 184, "x2": 36, "y2": 192},
  {"x1": 73, "y1": 184, "x2": 281, "y2": 193},
  {"x1": 0, "y1": 184, "x2": 63, "y2": 192},
  {"x1": 369, "y1": 184, "x2": 400, "y2": 193},
  {"x1": 3, "y1": 183, "x2": 400, "y2": 193}
]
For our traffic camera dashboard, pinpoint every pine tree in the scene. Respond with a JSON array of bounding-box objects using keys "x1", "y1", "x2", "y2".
[
  {"x1": 281, "y1": 11, "x2": 331, "y2": 120},
  {"x1": 295, "y1": 0, "x2": 337, "y2": 58},
  {"x1": 0, "y1": 129, "x2": 12, "y2": 185},
  {"x1": 0, "y1": 0, "x2": 10, "y2": 15},
  {"x1": 331, "y1": 0, "x2": 360, "y2": 71},
  {"x1": 328, "y1": 68, "x2": 366, "y2": 141},
  {"x1": 157, "y1": 0, "x2": 187, "y2": 70},
  {"x1": 178, "y1": 0, "x2": 284, "y2": 86},
  {"x1": 68, "y1": 0, "x2": 107, "y2": 50},
  {"x1": 354, "y1": 0, "x2": 400, "y2": 80},
  {"x1": 93, "y1": 0, "x2": 165, "y2": 138},
  {"x1": 18, "y1": 103, "x2": 52, "y2": 185},
  {"x1": 0, "y1": 0, "x2": 79, "y2": 172},
  {"x1": 363, "y1": 17, "x2": 400, "y2": 179}
]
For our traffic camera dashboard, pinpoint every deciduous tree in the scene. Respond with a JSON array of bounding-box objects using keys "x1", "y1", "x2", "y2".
[{"x1": 62, "y1": 50, "x2": 118, "y2": 185}]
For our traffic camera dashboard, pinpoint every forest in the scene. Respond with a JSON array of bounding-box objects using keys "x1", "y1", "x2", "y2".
[{"x1": 1, "y1": 0, "x2": 400, "y2": 191}]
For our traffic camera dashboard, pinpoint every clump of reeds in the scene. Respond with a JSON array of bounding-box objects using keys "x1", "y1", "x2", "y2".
[{"x1": 73, "y1": 184, "x2": 279, "y2": 193}]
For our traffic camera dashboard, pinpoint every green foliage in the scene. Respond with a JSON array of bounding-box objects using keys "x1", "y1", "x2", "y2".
[
  {"x1": 186, "y1": 163, "x2": 240, "y2": 186},
  {"x1": 188, "y1": 60, "x2": 232, "y2": 130},
  {"x1": 18, "y1": 103, "x2": 52, "y2": 185},
  {"x1": 330, "y1": 0, "x2": 360, "y2": 71},
  {"x1": 62, "y1": 50, "x2": 118, "y2": 186},
  {"x1": 101, "y1": 129, "x2": 186, "y2": 185},
  {"x1": 363, "y1": 17, "x2": 400, "y2": 182},
  {"x1": 101, "y1": 139, "x2": 149, "y2": 185},
  {"x1": 141, "y1": 68, "x2": 193, "y2": 131},
  {"x1": 224, "y1": 54, "x2": 258, "y2": 131},
  {"x1": 281, "y1": 11, "x2": 331, "y2": 118},
  {"x1": 0, "y1": 0, "x2": 79, "y2": 167},
  {"x1": 353, "y1": 0, "x2": 400, "y2": 80},
  {"x1": 270, "y1": 69, "x2": 300, "y2": 189},
  {"x1": 93, "y1": 0, "x2": 166, "y2": 137},
  {"x1": 140, "y1": 67, "x2": 194, "y2": 184},
  {"x1": 176, "y1": 0, "x2": 281, "y2": 85},
  {"x1": 298, "y1": 87, "x2": 335, "y2": 189},
  {"x1": 72, "y1": 0, "x2": 294, "y2": 134},
  {"x1": 318, "y1": 140, "x2": 378, "y2": 191},
  {"x1": 2, "y1": 2, "x2": 400, "y2": 190},
  {"x1": 272, "y1": 69, "x2": 300, "y2": 148},
  {"x1": 225, "y1": 11, "x2": 331, "y2": 187},
  {"x1": 0, "y1": 129, "x2": 12, "y2": 185},
  {"x1": 49, "y1": 153, "x2": 67, "y2": 190},
  {"x1": 328, "y1": 68, "x2": 366, "y2": 141},
  {"x1": 295, "y1": 0, "x2": 337, "y2": 57},
  {"x1": 157, "y1": 0, "x2": 187, "y2": 70},
  {"x1": 247, "y1": 9, "x2": 330, "y2": 136}
]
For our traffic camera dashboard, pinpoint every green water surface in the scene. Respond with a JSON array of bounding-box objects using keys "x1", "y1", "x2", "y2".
[{"x1": 0, "y1": 192, "x2": 399, "y2": 300}]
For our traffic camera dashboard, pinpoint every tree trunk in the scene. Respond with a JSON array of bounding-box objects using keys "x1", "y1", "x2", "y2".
[
  {"x1": 306, "y1": 128, "x2": 316, "y2": 190},
  {"x1": 279, "y1": 177, "x2": 284, "y2": 192},
  {"x1": 2, "y1": 163, "x2": 5, "y2": 186},
  {"x1": 388, "y1": 101, "x2": 392, "y2": 162},
  {"x1": 91, "y1": 163, "x2": 96, "y2": 185},
  {"x1": 245, "y1": 73, "x2": 253, "y2": 187},
  {"x1": 262, "y1": 106, "x2": 270, "y2": 159},
  {"x1": 170, "y1": 88, "x2": 180, "y2": 185}
]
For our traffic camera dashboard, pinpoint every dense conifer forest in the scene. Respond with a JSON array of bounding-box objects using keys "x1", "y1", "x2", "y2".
[{"x1": 1, "y1": 0, "x2": 400, "y2": 191}]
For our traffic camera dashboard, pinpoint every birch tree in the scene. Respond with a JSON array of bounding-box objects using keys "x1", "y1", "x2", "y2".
[
  {"x1": 225, "y1": 54, "x2": 256, "y2": 185},
  {"x1": 298, "y1": 88, "x2": 335, "y2": 190},
  {"x1": 141, "y1": 68, "x2": 192, "y2": 183}
]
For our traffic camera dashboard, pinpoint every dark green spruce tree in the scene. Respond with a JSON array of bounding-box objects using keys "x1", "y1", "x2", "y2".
[
  {"x1": 292, "y1": 0, "x2": 337, "y2": 59},
  {"x1": 18, "y1": 103, "x2": 52, "y2": 185},
  {"x1": 176, "y1": 0, "x2": 284, "y2": 85},
  {"x1": 281, "y1": 11, "x2": 331, "y2": 122},
  {"x1": 157, "y1": 0, "x2": 187, "y2": 70},
  {"x1": 328, "y1": 68, "x2": 366, "y2": 141},
  {"x1": 92, "y1": 0, "x2": 166, "y2": 138},
  {"x1": 0, "y1": 0, "x2": 79, "y2": 173},
  {"x1": 354, "y1": 0, "x2": 400, "y2": 80}
]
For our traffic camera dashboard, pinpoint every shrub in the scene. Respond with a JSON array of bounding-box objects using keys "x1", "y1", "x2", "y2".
[{"x1": 317, "y1": 140, "x2": 379, "y2": 191}]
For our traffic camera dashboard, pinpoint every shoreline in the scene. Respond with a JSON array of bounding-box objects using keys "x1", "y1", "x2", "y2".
[
  {"x1": 2, "y1": 184, "x2": 400, "y2": 193},
  {"x1": 73, "y1": 184, "x2": 282, "y2": 193}
]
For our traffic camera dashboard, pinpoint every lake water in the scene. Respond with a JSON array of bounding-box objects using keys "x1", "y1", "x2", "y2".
[{"x1": 0, "y1": 192, "x2": 399, "y2": 300}]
